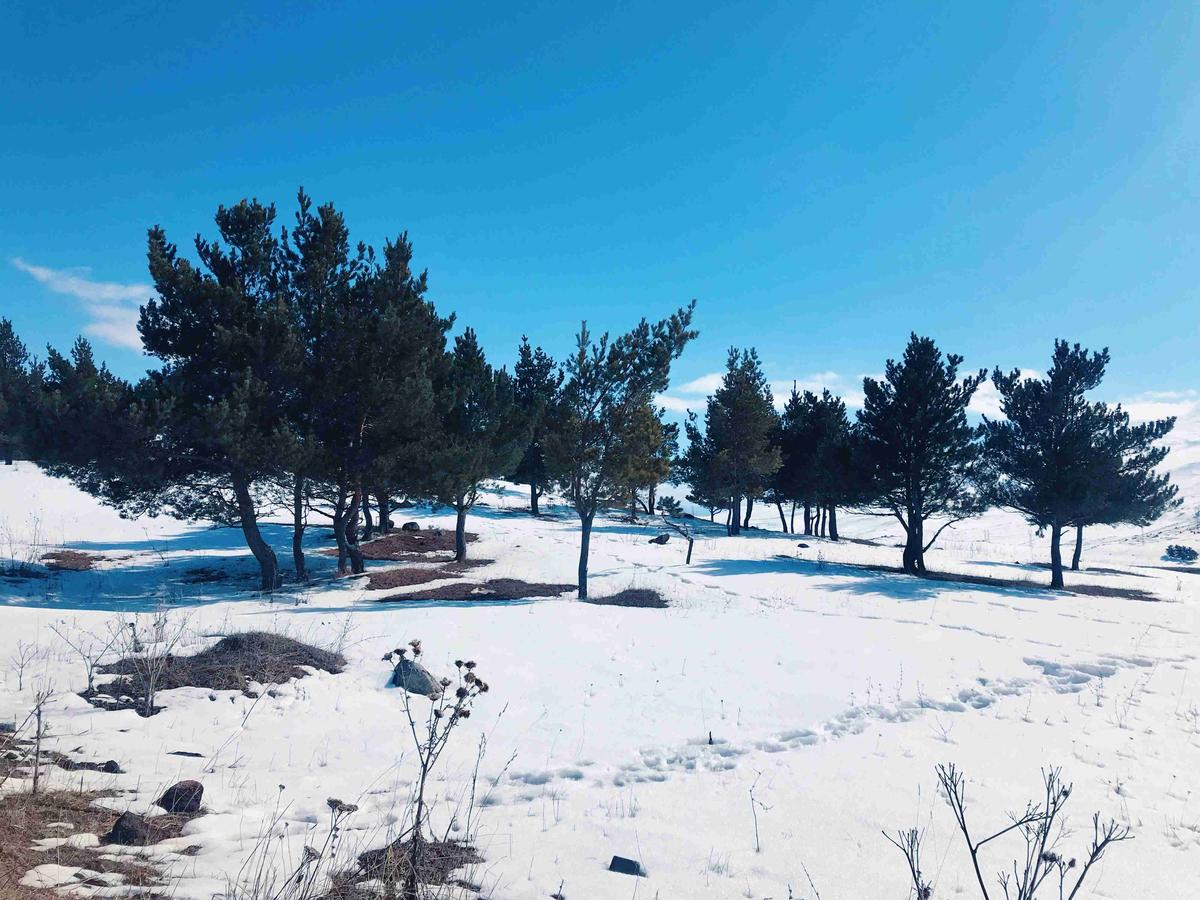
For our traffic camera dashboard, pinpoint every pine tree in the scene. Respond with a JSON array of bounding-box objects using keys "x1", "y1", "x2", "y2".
[
  {"x1": 858, "y1": 334, "x2": 987, "y2": 574},
  {"x1": 673, "y1": 411, "x2": 727, "y2": 522},
  {"x1": 545, "y1": 303, "x2": 697, "y2": 599},
  {"x1": 0, "y1": 319, "x2": 36, "y2": 465},
  {"x1": 700, "y1": 348, "x2": 781, "y2": 535},
  {"x1": 510, "y1": 336, "x2": 562, "y2": 516},
  {"x1": 609, "y1": 402, "x2": 675, "y2": 518},
  {"x1": 984, "y1": 341, "x2": 1178, "y2": 587},
  {"x1": 425, "y1": 328, "x2": 525, "y2": 561},
  {"x1": 68, "y1": 200, "x2": 303, "y2": 591}
]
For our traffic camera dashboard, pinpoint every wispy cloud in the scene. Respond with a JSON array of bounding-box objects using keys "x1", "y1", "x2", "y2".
[
  {"x1": 11, "y1": 257, "x2": 150, "y2": 351},
  {"x1": 968, "y1": 368, "x2": 1041, "y2": 419},
  {"x1": 658, "y1": 369, "x2": 865, "y2": 414}
]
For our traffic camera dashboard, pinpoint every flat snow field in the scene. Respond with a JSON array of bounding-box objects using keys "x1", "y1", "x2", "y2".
[{"x1": 1, "y1": 461, "x2": 1199, "y2": 898}]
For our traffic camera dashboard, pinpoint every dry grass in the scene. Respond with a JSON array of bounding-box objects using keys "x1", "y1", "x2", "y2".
[
  {"x1": 319, "y1": 529, "x2": 479, "y2": 560},
  {"x1": 40, "y1": 550, "x2": 102, "y2": 572},
  {"x1": 92, "y1": 632, "x2": 344, "y2": 709},
  {"x1": 584, "y1": 588, "x2": 668, "y2": 608},
  {"x1": 362, "y1": 559, "x2": 491, "y2": 591},
  {"x1": 0, "y1": 788, "x2": 165, "y2": 899},
  {"x1": 376, "y1": 578, "x2": 575, "y2": 603}
]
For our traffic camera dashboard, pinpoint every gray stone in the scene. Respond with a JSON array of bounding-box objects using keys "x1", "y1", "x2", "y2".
[
  {"x1": 648, "y1": 534, "x2": 670, "y2": 545},
  {"x1": 106, "y1": 812, "x2": 152, "y2": 846},
  {"x1": 155, "y1": 779, "x2": 203, "y2": 814},
  {"x1": 391, "y1": 657, "x2": 442, "y2": 696},
  {"x1": 401, "y1": 521, "x2": 421, "y2": 532}
]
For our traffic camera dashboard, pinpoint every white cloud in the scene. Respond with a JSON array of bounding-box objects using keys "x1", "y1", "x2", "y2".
[
  {"x1": 11, "y1": 257, "x2": 151, "y2": 352},
  {"x1": 968, "y1": 369, "x2": 1040, "y2": 419},
  {"x1": 658, "y1": 369, "x2": 864, "y2": 414}
]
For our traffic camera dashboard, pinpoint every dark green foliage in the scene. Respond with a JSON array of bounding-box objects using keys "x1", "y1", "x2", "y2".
[
  {"x1": 674, "y1": 410, "x2": 728, "y2": 522},
  {"x1": 0, "y1": 319, "x2": 37, "y2": 465},
  {"x1": 510, "y1": 336, "x2": 562, "y2": 515},
  {"x1": 776, "y1": 387, "x2": 861, "y2": 538},
  {"x1": 425, "y1": 328, "x2": 525, "y2": 561},
  {"x1": 609, "y1": 402, "x2": 677, "y2": 517},
  {"x1": 1166, "y1": 544, "x2": 1197, "y2": 563},
  {"x1": 131, "y1": 200, "x2": 299, "y2": 589},
  {"x1": 857, "y1": 334, "x2": 987, "y2": 574},
  {"x1": 983, "y1": 341, "x2": 1178, "y2": 587},
  {"x1": 286, "y1": 190, "x2": 451, "y2": 576},
  {"x1": 655, "y1": 495, "x2": 683, "y2": 517},
  {"x1": 545, "y1": 303, "x2": 697, "y2": 598}
]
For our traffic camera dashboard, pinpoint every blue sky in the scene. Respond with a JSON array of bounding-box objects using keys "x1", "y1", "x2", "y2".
[{"x1": 2, "y1": 1, "x2": 1198, "y2": 416}]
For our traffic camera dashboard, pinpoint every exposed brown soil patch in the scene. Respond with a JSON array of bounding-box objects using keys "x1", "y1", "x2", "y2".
[
  {"x1": 363, "y1": 559, "x2": 491, "y2": 591},
  {"x1": 376, "y1": 578, "x2": 575, "y2": 603},
  {"x1": 334, "y1": 836, "x2": 481, "y2": 896},
  {"x1": 41, "y1": 550, "x2": 102, "y2": 571},
  {"x1": 584, "y1": 588, "x2": 668, "y2": 608},
  {"x1": 321, "y1": 529, "x2": 479, "y2": 560}
]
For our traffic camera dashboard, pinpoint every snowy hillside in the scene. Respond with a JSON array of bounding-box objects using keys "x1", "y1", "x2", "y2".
[{"x1": 1, "y1": 455, "x2": 1198, "y2": 898}]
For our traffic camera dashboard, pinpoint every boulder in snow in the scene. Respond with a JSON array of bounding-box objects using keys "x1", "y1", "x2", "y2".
[
  {"x1": 391, "y1": 657, "x2": 442, "y2": 696},
  {"x1": 155, "y1": 779, "x2": 203, "y2": 814},
  {"x1": 401, "y1": 521, "x2": 421, "y2": 532}
]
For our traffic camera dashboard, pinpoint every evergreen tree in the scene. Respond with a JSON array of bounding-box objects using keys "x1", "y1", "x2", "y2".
[
  {"x1": 674, "y1": 410, "x2": 729, "y2": 522},
  {"x1": 984, "y1": 341, "x2": 1178, "y2": 587},
  {"x1": 73, "y1": 200, "x2": 302, "y2": 591},
  {"x1": 857, "y1": 333, "x2": 987, "y2": 574},
  {"x1": 609, "y1": 401, "x2": 675, "y2": 518},
  {"x1": 510, "y1": 336, "x2": 562, "y2": 516},
  {"x1": 545, "y1": 303, "x2": 697, "y2": 598},
  {"x1": 282, "y1": 189, "x2": 367, "y2": 580},
  {"x1": 700, "y1": 348, "x2": 780, "y2": 535},
  {"x1": 0, "y1": 319, "x2": 36, "y2": 465},
  {"x1": 425, "y1": 328, "x2": 524, "y2": 562}
]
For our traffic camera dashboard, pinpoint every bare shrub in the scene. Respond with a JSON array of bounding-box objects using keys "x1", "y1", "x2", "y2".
[
  {"x1": 105, "y1": 607, "x2": 191, "y2": 716},
  {"x1": 51, "y1": 620, "x2": 118, "y2": 694},
  {"x1": 890, "y1": 764, "x2": 1132, "y2": 900}
]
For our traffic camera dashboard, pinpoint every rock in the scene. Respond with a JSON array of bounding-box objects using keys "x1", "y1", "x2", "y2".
[
  {"x1": 648, "y1": 534, "x2": 670, "y2": 545},
  {"x1": 101, "y1": 759, "x2": 122, "y2": 774},
  {"x1": 608, "y1": 855, "x2": 646, "y2": 877},
  {"x1": 401, "y1": 521, "x2": 421, "y2": 532},
  {"x1": 106, "y1": 812, "x2": 152, "y2": 846},
  {"x1": 155, "y1": 779, "x2": 203, "y2": 814},
  {"x1": 391, "y1": 657, "x2": 442, "y2": 696},
  {"x1": 796, "y1": 542, "x2": 810, "y2": 549}
]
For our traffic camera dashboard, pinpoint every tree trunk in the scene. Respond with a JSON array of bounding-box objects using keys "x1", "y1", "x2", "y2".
[
  {"x1": 232, "y1": 475, "x2": 279, "y2": 591},
  {"x1": 345, "y1": 488, "x2": 364, "y2": 575},
  {"x1": 455, "y1": 502, "x2": 468, "y2": 563},
  {"x1": 1071, "y1": 524, "x2": 1083, "y2": 571},
  {"x1": 790, "y1": 502, "x2": 796, "y2": 533},
  {"x1": 375, "y1": 488, "x2": 391, "y2": 533},
  {"x1": 803, "y1": 503, "x2": 812, "y2": 535},
  {"x1": 817, "y1": 506, "x2": 825, "y2": 537},
  {"x1": 901, "y1": 522, "x2": 923, "y2": 575},
  {"x1": 630, "y1": 488, "x2": 638, "y2": 520},
  {"x1": 743, "y1": 496, "x2": 754, "y2": 529},
  {"x1": 828, "y1": 505, "x2": 839, "y2": 541},
  {"x1": 1050, "y1": 522, "x2": 1065, "y2": 588},
  {"x1": 529, "y1": 479, "x2": 540, "y2": 516},
  {"x1": 648, "y1": 484, "x2": 657, "y2": 516},
  {"x1": 361, "y1": 488, "x2": 374, "y2": 541},
  {"x1": 291, "y1": 474, "x2": 307, "y2": 582},
  {"x1": 577, "y1": 511, "x2": 594, "y2": 599},
  {"x1": 776, "y1": 501, "x2": 788, "y2": 533},
  {"x1": 332, "y1": 491, "x2": 350, "y2": 575},
  {"x1": 730, "y1": 495, "x2": 742, "y2": 536}
]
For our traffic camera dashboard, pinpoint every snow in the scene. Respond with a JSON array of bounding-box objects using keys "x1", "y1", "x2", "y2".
[{"x1": 1, "y1": 454, "x2": 1199, "y2": 898}]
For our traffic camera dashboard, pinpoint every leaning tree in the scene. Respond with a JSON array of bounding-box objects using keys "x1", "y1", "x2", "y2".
[{"x1": 546, "y1": 303, "x2": 697, "y2": 599}]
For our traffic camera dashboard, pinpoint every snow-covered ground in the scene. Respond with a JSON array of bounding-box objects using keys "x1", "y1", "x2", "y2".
[{"x1": 2, "y1": 446, "x2": 1199, "y2": 898}]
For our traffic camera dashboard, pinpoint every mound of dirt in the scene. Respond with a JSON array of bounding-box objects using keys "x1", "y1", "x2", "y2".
[
  {"x1": 93, "y1": 632, "x2": 344, "y2": 710},
  {"x1": 364, "y1": 559, "x2": 491, "y2": 591},
  {"x1": 584, "y1": 588, "x2": 668, "y2": 608},
  {"x1": 376, "y1": 578, "x2": 575, "y2": 603},
  {"x1": 322, "y1": 529, "x2": 479, "y2": 561}
]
